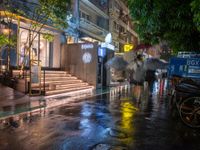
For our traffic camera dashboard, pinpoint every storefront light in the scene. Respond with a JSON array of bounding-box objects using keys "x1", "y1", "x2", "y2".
[
  {"x1": 2, "y1": 28, "x2": 12, "y2": 35},
  {"x1": 1, "y1": 65, "x2": 6, "y2": 72},
  {"x1": 98, "y1": 47, "x2": 106, "y2": 57},
  {"x1": 0, "y1": 20, "x2": 12, "y2": 35},
  {"x1": 124, "y1": 44, "x2": 134, "y2": 52}
]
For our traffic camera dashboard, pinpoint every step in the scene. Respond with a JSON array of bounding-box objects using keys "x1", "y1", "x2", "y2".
[
  {"x1": 45, "y1": 86, "x2": 94, "y2": 96},
  {"x1": 32, "y1": 83, "x2": 89, "y2": 91},
  {"x1": 22, "y1": 75, "x2": 76, "y2": 81},
  {"x1": 53, "y1": 84, "x2": 90, "y2": 90},
  {"x1": 57, "y1": 83, "x2": 89, "y2": 88},
  {"x1": 31, "y1": 80, "x2": 84, "y2": 88},
  {"x1": 12, "y1": 70, "x2": 95, "y2": 97},
  {"x1": 43, "y1": 79, "x2": 83, "y2": 85},
  {"x1": 13, "y1": 70, "x2": 68, "y2": 76},
  {"x1": 43, "y1": 74, "x2": 72, "y2": 77},
  {"x1": 41, "y1": 76, "x2": 78, "y2": 81},
  {"x1": 43, "y1": 70, "x2": 67, "y2": 74}
]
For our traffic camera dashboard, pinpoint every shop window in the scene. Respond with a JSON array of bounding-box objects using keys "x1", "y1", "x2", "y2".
[
  {"x1": 40, "y1": 34, "x2": 50, "y2": 67},
  {"x1": 19, "y1": 28, "x2": 51, "y2": 67}
]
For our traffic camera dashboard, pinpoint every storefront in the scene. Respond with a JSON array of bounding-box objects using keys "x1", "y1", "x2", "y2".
[
  {"x1": 97, "y1": 42, "x2": 115, "y2": 87},
  {"x1": 0, "y1": 17, "x2": 63, "y2": 70},
  {"x1": 61, "y1": 42, "x2": 115, "y2": 88},
  {"x1": 61, "y1": 42, "x2": 98, "y2": 87}
]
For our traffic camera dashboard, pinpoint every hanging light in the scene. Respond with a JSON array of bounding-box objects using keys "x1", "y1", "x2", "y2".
[{"x1": 0, "y1": 19, "x2": 12, "y2": 35}]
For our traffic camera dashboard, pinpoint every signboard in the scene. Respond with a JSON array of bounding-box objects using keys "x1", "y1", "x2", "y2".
[
  {"x1": 101, "y1": 42, "x2": 115, "y2": 51},
  {"x1": 124, "y1": 44, "x2": 134, "y2": 52},
  {"x1": 168, "y1": 57, "x2": 200, "y2": 79},
  {"x1": 82, "y1": 52, "x2": 92, "y2": 64},
  {"x1": 98, "y1": 47, "x2": 106, "y2": 57},
  {"x1": 81, "y1": 43, "x2": 94, "y2": 50}
]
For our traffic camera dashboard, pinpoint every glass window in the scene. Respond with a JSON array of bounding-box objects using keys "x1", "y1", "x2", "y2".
[
  {"x1": 19, "y1": 28, "x2": 51, "y2": 67},
  {"x1": 19, "y1": 28, "x2": 29, "y2": 66},
  {"x1": 40, "y1": 35, "x2": 50, "y2": 67}
]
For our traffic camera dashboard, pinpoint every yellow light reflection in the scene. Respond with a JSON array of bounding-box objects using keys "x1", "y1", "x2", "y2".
[{"x1": 120, "y1": 101, "x2": 138, "y2": 132}]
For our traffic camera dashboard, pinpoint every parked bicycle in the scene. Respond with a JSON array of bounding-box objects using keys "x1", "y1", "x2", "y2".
[{"x1": 170, "y1": 77, "x2": 200, "y2": 128}]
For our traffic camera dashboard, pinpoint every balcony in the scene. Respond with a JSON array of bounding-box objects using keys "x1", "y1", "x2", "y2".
[
  {"x1": 117, "y1": 19, "x2": 138, "y2": 38},
  {"x1": 80, "y1": 0, "x2": 109, "y2": 19},
  {"x1": 118, "y1": 0, "x2": 129, "y2": 14},
  {"x1": 89, "y1": 0, "x2": 109, "y2": 13},
  {"x1": 79, "y1": 18, "x2": 108, "y2": 41},
  {"x1": 109, "y1": 8, "x2": 120, "y2": 19}
]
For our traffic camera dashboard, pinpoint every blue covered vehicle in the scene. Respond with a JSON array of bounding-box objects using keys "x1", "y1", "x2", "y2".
[{"x1": 168, "y1": 56, "x2": 200, "y2": 79}]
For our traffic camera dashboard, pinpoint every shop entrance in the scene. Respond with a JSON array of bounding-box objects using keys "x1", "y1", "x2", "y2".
[
  {"x1": 19, "y1": 28, "x2": 53, "y2": 68},
  {"x1": 97, "y1": 47, "x2": 114, "y2": 88}
]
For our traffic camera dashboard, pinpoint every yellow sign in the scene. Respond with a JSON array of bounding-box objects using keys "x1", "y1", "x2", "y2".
[{"x1": 124, "y1": 44, "x2": 134, "y2": 52}]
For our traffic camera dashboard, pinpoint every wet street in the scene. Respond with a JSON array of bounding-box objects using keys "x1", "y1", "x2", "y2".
[{"x1": 0, "y1": 79, "x2": 199, "y2": 150}]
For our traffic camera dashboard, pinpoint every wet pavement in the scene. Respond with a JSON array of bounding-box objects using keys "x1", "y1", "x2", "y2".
[
  {"x1": 0, "y1": 84, "x2": 45, "y2": 119},
  {"x1": 0, "y1": 79, "x2": 199, "y2": 150}
]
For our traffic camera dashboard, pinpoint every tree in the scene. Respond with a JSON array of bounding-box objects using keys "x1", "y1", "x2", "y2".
[
  {"x1": 0, "y1": 0, "x2": 70, "y2": 73},
  {"x1": 128, "y1": 0, "x2": 200, "y2": 53}
]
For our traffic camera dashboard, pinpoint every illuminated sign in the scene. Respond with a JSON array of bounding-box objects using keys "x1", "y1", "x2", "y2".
[
  {"x1": 81, "y1": 44, "x2": 94, "y2": 50},
  {"x1": 82, "y1": 52, "x2": 92, "y2": 64},
  {"x1": 101, "y1": 42, "x2": 115, "y2": 51},
  {"x1": 124, "y1": 44, "x2": 134, "y2": 52},
  {"x1": 105, "y1": 33, "x2": 112, "y2": 44},
  {"x1": 98, "y1": 47, "x2": 106, "y2": 57}
]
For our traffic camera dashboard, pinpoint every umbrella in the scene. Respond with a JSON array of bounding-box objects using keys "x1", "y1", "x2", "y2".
[
  {"x1": 123, "y1": 51, "x2": 137, "y2": 63},
  {"x1": 126, "y1": 60, "x2": 139, "y2": 71},
  {"x1": 144, "y1": 58, "x2": 168, "y2": 71},
  {"x1": 106, "y1": 56, "x2": 128, "y2": 70},
  {"x1": 134, "y1": 44, "x2": 152, "y2": 51},
  {"x1": 126, "y1": 57, "x2": 168, "y2": 83}
]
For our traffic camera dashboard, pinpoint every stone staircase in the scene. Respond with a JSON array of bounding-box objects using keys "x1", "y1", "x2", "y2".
[{"x1": 13, "y1": 70, "x2": 94, "y2": 97}]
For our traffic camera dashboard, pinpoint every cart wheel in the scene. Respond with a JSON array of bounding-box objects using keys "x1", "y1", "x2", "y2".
[{"x1": 179, "y1": 97, "x2": 200, "y2": 128}]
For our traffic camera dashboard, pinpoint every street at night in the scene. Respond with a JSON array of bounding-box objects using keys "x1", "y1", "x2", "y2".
[
  {"x1": 0, "y1": 80, "x2": 199, "y2": 150},
  {"x1": 0, "y1": 0, "x2": 200, "y2": 149}
]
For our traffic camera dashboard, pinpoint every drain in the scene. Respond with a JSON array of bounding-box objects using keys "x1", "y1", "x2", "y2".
[
  {"x1": 91, "y1": 144, "x2": 111, "y2": 150},
  {"x1": 91, "y1": 143, "x2": 127, "y2": 150},
  {"x1": 109, "y1": 128, "x2": 128, "y2": 139},
  {"x1": 110, "y1": 146, "x2": 127, "y2": 150}
]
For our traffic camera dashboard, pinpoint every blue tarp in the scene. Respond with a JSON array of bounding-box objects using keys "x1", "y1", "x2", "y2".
[{"x1": 168, "y1": 57, "x2": 200, "y2": 79}]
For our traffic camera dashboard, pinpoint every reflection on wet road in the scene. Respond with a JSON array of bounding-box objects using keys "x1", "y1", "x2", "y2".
[{"x1": 0, "y1": 79, "x2": 199, "y2": 150}]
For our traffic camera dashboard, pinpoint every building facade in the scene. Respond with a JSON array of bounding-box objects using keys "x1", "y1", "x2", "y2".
[
  {"x1": 78, "y1": 0, "x2": 109, "y2": 43},
  {"x1": 63, "y1": 0, "x2": 139, "y2": 52},
  {"x1": 0, "y1": 0, "x2": 139, "y2": 95},
  {"x1": 0, "y1": 0, "x2": 65, "y2": 69},
  {"x1": 109, "y1": 0, "x2": 138, "y2": 52}
]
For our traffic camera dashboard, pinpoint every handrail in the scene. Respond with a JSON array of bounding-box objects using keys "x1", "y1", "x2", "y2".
[{"x1": 43, "y1": 69, "x2": 45, "y2": 96}]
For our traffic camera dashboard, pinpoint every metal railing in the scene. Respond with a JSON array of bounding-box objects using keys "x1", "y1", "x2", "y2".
[{"x1": 80, "y1": 18, "x2": 108, "y2": 35}]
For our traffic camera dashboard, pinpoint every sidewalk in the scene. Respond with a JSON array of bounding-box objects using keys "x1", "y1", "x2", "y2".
[
  {"x1": 0, "y1": 83, "x2": 130, "y2": 123},
  {"x1": 0, "y1": 84, "x2": 45, "y2": 120}
]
